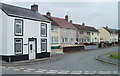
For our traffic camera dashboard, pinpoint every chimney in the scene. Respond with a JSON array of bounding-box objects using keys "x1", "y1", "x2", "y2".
[
  {"x1": 31, "y1": 4, "x2": 38, "y2": 12},
  {"x1": 106, "y1": 26, "x2": 108, "y2": 28},
  {"x1": 82, "y1": 23, "x2": 85, "y2": 25},
  {"x1": 65, "y1": 15, "x2": 68, "y2": 22},
  {"x1": 70, "y1": 20, "x2": 72, "y2": 24},
  {"x1": 46, "y1": 12, "x2": 51, "y2": 17}
]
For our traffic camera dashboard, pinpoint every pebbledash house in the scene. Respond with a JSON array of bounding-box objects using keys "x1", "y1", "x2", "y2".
[{"x1": 0, "y1": 3, "x2": 51, "y2": 62}]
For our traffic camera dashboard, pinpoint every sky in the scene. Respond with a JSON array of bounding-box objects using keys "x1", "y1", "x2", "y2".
[{"x1": 0, "y1": 0, "x2": 119, "y2": 29}]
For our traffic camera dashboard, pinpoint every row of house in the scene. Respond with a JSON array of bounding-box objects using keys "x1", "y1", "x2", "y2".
[
  {"x1": 43, "y1": 12, "x2": 118, "y2": 49},
  {"x1": 0, "y1": 3, "x2": 118, "y2": 62}
]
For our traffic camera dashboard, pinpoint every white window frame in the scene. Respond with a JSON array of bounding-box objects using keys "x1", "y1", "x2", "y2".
[
  {"x1": 41, "y1": 23, "x2": 47, "y2": 37},
  {"x1": 51, "y1": 37, "x2": 58, "y2": 43},
  {"x1": 15, "y1": 19, "x2": 23, "y2": 36},
  {"x1": 70, "y1": 38, "x2": 74, "y2": 43},
  {"x1": 51, "y1": 26, "x2": 57, "y2": 32},
  {"x1": 14, "y1": 38, "x2": 23, "y2": 54}
]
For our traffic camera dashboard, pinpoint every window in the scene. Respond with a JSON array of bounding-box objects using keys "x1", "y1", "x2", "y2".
[
  {"x1": 61, "y1": 38, "x2": 68, "y2": 43},
  {"x1": 41, "y1": 39, "x2": 47, "y2": 52},
  {"x1": 14, "y1": 38, "x2": 23, "y2": 54},
  {"x1": 80, "y1": 31, "x2": 83, "y2": 34},
  {"x1": 87, "y1": 32, "x2": 90, "y2": 35},
  {"x1": 41, "y1": 23, "x2": 47, "y2": 37},
  {"x1": 51, "y1": 37, "x2": 58, "y2": 43},
  {"x1": 51, "y1": 27, "x2": 57, "y2": 32},
  {"x1": 70, "y1": 38, "x2": 74, "y2": 43},
  {"x1": 15, "y1": 19, "x2": 23, "y2": 36}
]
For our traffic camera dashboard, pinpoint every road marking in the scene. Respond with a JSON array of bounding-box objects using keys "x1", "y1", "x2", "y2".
[
  {"x1": 19, "y1": 68, "x2": 25, "y2": 70},
  {"x1": 24, "y1": 70, "x2": 31, "y2": 72},
  {"x1": 7, "y1": 67, "x2": 15, "y2": 69},
  {"x1": 27, "y1": 68, "x2": 35, "y2": 71},
  {"x1": 99, "y1": 71, "x2": 112, "y2": 74},
  {"x1": 113, "y1": 71, "x2": 118, "y2": 74},
  {"x1": 13, "y1": 69, "x2": 20, "y2": 71},
  {"x1": 71, "y1": 71, "x2": 82, "y2": 74},
  {"x1": 57, "y1": 70, "x2": 70, "y2": 74},
  {"x1": 46, "y1": 71, "x2": 57, "y2": 74},
  {"x1": 84, "y1": 71, "x2": 96, "y2": 74},
  {"x1": 35, "y1": 70, "x2": 45, "y2": 73},
  {"x1": 38, "y1": 69, "x2": 47, "y2": 71}
]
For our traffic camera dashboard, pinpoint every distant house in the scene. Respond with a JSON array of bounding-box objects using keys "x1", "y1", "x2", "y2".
[
  {"x1": 73, "y1": 23, "x2": 100, "y2": 43},
  {"x1": 44, "y1": 12, "x2": 76, "y2": 48},
  {"x1": 0, "y1": 3, "x2": 51, "y2": 62},
  {"x1": 99, "y1": 26, "x2": 118, "y2": 42}
]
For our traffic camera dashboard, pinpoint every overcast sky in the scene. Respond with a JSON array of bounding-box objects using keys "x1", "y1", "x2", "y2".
[{"x1": 1, "y1": 1, "x2": 118, "y2": 29}]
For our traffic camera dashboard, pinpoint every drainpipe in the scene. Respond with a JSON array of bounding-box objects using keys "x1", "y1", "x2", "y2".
[{"x1": 9, "y1": 58, "x2": 11, "y2": 62}]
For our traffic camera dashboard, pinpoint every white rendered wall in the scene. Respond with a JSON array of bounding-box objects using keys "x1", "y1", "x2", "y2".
[
  {"x1": 0, "y1": 9, "x2": 2, "y2": 55},
  {"x1": 6, "y1": 16, "x2": 51, "y2": 55},
  {"x1": 1, "y1": 10, "x2": 8, "y2": 55}
]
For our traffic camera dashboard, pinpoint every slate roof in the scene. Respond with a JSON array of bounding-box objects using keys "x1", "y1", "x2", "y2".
[
  {"x1": 43, "y1": 15, "x2": 76, "y2": 29},
  {"x1": 0, "y1": 3, "x2": 49, "y2": 22},
  {"x1": 73, "y1": 24, "x2": 99, "y2": 32},
  {"x1": 103, "y1": 27, "x2": 118, "y2": 34}
]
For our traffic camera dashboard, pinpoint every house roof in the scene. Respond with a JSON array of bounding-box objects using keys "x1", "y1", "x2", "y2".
[
  {"x1": 43, "y1": 15, "x2": 76, "y2": 29},
  {"x1": 73, "y1": 24, "x2": 99, "y2": 32},
  {"x1": 0, "y1": 3, "x2": 49, "y2": 22},
  {"x1": 103, "y1": 27, "x2": 118, "y2": 34}
]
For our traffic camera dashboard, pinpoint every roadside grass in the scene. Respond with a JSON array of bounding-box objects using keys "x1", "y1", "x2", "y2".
[{"x1": 108, "y1": 52, "x2": 120, "y2": 59}]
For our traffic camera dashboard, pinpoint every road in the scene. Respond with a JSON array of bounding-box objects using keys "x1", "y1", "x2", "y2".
[{"x1": 2, "y1": 46, "x2": 118, "y2": 74}]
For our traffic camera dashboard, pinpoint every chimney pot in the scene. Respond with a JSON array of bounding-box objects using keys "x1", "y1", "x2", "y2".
[
  {"x1": 82, "y1": 23, "x2": 85, "y2": 25},
  {"x1": 46, "y1": 12, "x2": 51, "y2": 17},
  {"x1": 65, "y1": 15, "x2": 68, "y2": 22},
  {"x1": 31, "y1": 4, "x2": 38, "y2": 12},
  {"x1": 70, "y1": 20, "x2": 72, "y2": 24}
]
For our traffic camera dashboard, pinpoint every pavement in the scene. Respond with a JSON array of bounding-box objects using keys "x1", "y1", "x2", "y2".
[
  {"x1": 1, "y1": 50, "x2": 64, "y2": 66},
  {"x1": 96, "y1": 51, "x2": 119, "y2": 66}
]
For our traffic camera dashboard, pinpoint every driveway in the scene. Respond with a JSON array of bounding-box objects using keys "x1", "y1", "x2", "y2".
[{"x1": 2, "y1": 46, "x2": 118, "y2": 74}]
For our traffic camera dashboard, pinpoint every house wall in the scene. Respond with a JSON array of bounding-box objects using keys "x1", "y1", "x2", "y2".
[
  {"x1": 78, "y1": 31, "x2": 91, "y2": 43},
  {"x1": 111, "y1": 33, "x2": 118, "y2": 42},
  {"x1": 0, "y1": 9, "x2": 8, "y2": 55},
  {"x1": 60, "y1": 28, "x2": 76, "y2": 47},
  {"x1": 99, "y1": 27, "x2": 111, "y2": 42},
  {"x1": 0, "y1": 9, "x2": 2, "y2": 55},
  {"x1": 90, "y1": 32, "x2": 100, "y2": 43},
  {"x1": 1, "y1": 11, "x2": 51, "y2": 56},
  {"x1": 51, "y1": 25, "x2": 61, "y2": 46}
]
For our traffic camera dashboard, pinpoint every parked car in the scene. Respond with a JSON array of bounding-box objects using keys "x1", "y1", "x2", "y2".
[{"x1": 104, "y1": 41, "x2": 112, "y2": 45}]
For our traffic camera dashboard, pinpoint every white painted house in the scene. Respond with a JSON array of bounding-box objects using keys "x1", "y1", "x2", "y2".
[{"x1": 0, "y1": 3, "x2": 51, "y2": 62}]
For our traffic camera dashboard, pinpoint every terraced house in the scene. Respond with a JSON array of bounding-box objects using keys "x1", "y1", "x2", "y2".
[
  {"x1": 0, "y1": 3, "x2": 51, "y2": 62},
  {"x1": 44, "y1": 12, "x2": 76, "y2": 49},
  {"x1": 73, "y1": 23, "x2": 100, "y2": 43},
  {"x1": 99, "y1": 26, "x2": 118, "y2": 42}
]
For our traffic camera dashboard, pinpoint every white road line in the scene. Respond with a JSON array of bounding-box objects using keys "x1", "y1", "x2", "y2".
[
  {"x1": 35, "y1": 70, "x2": 45, "y2": 73},
  {"x1": 46, "y1": 71, "x2": 57, "y2": 74},
  {"x1": 27, "y1": 68, "x2": 35, "y2": 71},
  {"x1": 57, "y1": 70, "x2": 70, "y2": 74},
  {"x1": 38, "y1": 69, "x2": 47, "y2": 71},
  {"x1": 24, "y1": 70, "x2": 31, "y2": 72},
  {"x1": 7, "y1": 67, "x2": 15, "y2": 69},
  {"x1": 113, "y1": 71, "x2": 118, "y2": 74},
  {"x1": 19, "y1": 68, "x2": 25, "y2": 70},
  {"x1": 84, "y1": 71, "x2": 96, "y2": 74},
  {"x1": 71, "y1": 71, "x2": 82, "y2": 74},
  {"x1": 13, "y1": 69, "x2": 20, "y2": 71},
  {"x1": 98, "y1": 71, "x2": 112, "y2": 74}
]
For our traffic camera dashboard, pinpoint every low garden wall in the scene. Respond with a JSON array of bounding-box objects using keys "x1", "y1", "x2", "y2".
[
  {"x1": 63, "y1": 46, "x2": 84, "y2": 53},
  {"x1": 84, "y1": 45, "x2": 99, "y2": 50}
]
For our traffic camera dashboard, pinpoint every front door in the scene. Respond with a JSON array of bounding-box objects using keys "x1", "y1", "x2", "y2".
[{"x1": 29, "y1": 39, "x2": 36, "y2": 59}]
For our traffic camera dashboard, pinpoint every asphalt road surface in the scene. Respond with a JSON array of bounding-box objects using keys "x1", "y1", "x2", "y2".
[{"x1": 2, "y1": 46, "x2": 118, "y2": 74}]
